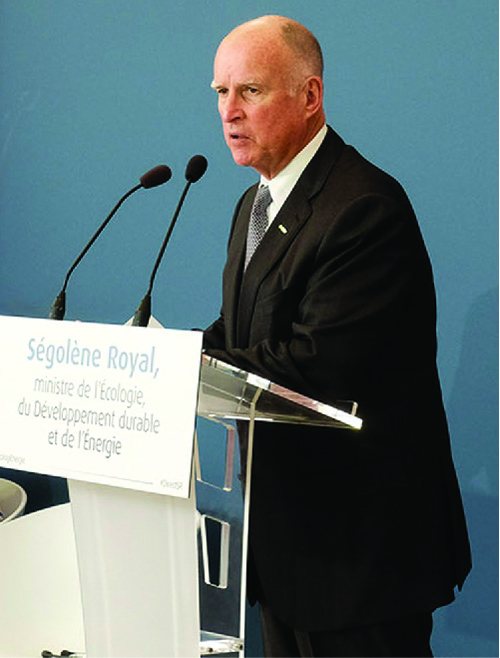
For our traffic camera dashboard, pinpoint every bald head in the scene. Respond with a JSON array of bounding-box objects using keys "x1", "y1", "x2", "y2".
[{"x1": 221, "y1": 15, "x2": 324, "y2": 90}]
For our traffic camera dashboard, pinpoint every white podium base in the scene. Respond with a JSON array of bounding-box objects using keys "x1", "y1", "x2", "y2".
[
  {"x1": 0, "y1": 503, "x2": 84, "y2": 657},
  {"x1": 69, "y1": 479, "x2": 200, "y2": 657}
]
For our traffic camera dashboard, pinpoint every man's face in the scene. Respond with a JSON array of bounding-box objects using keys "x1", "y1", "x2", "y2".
[{"x1": 212, "y1": 31, "x2": 310, "y2": 180}]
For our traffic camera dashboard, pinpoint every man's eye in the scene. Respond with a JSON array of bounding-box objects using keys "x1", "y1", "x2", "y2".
[{"x1": 243, "y1": 87, "x2": 261, "y2": 100}]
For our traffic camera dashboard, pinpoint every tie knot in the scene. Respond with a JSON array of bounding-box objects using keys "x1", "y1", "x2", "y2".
[{"x1": 254, "y1": 184, "x2": 272, "y2": 211}]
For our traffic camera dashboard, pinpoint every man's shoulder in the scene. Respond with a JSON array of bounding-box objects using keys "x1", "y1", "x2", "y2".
[{"x1": 312, "y1": 127, "x2": 411, "y2": 206}]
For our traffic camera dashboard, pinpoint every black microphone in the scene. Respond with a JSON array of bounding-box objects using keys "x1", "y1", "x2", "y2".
[
  {"x1": 49, "y1": 164, "x2": 172, "y2": 320},
  {"x1": 132, "y1": 155, "x2": 208, "y2": 327}
]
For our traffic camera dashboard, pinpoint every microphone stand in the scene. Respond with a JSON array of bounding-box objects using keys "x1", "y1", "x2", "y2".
[
  {"x1": 132, "y1": 180, "x2": 193, "y2": 327},
  {"x1": 48, "y1": 164, "x2": 171, "y2": 321},
  {"x1": 49, "y1": 185, "x2": 141, "y2": 320}
]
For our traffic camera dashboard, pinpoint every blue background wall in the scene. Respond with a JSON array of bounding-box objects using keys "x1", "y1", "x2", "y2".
[{"x1": 0, "y1": 1, "x2": 497, "y2": 656}]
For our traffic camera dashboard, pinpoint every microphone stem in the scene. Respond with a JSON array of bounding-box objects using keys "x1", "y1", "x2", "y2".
[
  {"x1": 62, "y1": 183, "x2": 142, "y2": 293},
  {"x1": 146, "y1": 180, "x2": 191, "y2": 296}
]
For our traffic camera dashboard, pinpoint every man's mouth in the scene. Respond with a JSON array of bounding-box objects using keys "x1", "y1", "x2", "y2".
[{"x1": 228, "y1": 132, "x2": 248, "y2": 141}]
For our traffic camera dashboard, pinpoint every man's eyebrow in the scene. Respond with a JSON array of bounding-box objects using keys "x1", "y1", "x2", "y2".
[{"x1": 210, "y1": 80, "x2": 264, "y2": 90}]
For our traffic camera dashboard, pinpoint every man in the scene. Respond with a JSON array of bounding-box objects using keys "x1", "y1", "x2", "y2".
[{"x1": 204, "y1": 15, "x2": 471, "y2": 657}]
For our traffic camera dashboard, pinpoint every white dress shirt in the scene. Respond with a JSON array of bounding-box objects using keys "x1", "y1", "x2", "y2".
[{"x1": 260, "y1": 124, "x2": 327, "y2": 227}]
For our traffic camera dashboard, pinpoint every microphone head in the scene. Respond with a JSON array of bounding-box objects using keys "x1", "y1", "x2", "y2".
[
  {"x1": 140, "y1": 164, "x2": 172, "y2": 189},
  {"x1": 185, "y1": 155, "x2": 208, "y2": 183}
]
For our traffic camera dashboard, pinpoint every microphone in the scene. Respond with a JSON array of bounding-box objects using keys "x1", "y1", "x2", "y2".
[
  {"x1": 48, "y1": 164, "x2": 172, "y2": 320},
  {"x1": 132, "y1": 154, "x2": 208, "y2": 327}
]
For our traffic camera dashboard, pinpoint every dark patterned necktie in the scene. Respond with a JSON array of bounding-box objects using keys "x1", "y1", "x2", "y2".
[{"x1": 244, "y1": 185, "x2": 272, "y2": 269}]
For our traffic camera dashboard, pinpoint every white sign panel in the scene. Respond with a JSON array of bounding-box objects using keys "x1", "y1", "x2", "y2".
[{"x1": 0, "y1": 315, "x2": 202, "y2": 498}]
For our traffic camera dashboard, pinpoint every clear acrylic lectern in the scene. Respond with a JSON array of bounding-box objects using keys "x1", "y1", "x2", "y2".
[
  {"x1": 195, "y1": 354, "x2": 361, "y2": 656},
  {"x1": 69, "y1": 353, "x2": 362, "y2": 657}
]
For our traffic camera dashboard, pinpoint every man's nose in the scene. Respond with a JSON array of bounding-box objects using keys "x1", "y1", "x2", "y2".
[{"x1": 220, "y1": 91, "x2": 243, "y2": 123}]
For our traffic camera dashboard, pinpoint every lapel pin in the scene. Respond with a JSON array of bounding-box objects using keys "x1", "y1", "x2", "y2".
[{"x1": 278, "y1": 224, "x2": 288, "y2": 234}]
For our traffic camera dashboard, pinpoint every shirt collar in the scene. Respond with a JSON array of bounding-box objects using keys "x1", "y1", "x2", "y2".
[{"x1": 260, "y1": 124, "x2": 327, "y2": 222}]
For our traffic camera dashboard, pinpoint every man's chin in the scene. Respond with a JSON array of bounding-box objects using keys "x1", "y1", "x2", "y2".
[
  {"x1": 227, "y1": 144, "x2": 255, "y2": 168},
  {"x1": 232, "y1": 158, "x2": 252, "y2": 168}
]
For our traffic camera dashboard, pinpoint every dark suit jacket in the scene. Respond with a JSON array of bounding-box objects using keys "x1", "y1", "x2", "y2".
[{"x1": 203, "y1": 127, "x2": 471, "y2": 632}]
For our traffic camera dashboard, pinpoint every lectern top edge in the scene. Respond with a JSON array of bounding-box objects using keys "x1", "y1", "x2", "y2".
[{"x1": 199, "y1": 353, "x2": 362, "y2": 430}]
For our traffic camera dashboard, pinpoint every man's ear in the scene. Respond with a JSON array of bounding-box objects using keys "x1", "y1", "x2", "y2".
[{"x1": 304, "y1": 76, "x2": 324, "y2": 116}]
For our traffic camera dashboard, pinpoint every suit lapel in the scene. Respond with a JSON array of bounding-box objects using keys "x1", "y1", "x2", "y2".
[
  {"x1": 236, "y1": 189, "x2": 312, "y2": 346},
  {"x1": 231, "y1": 127, "x2": 345, "y2": 348},
  {"x1": 222, "y1": 187, "x2": 255, "y2": 348}
]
